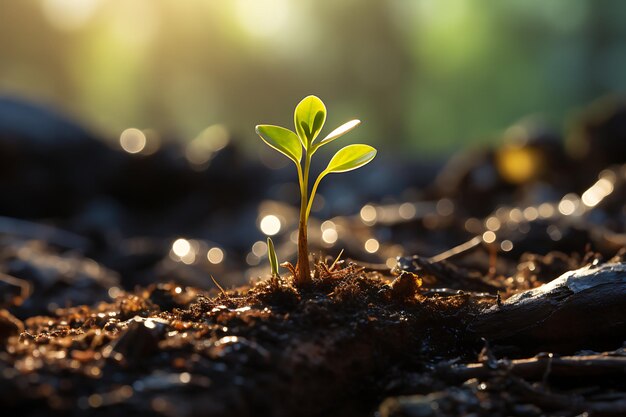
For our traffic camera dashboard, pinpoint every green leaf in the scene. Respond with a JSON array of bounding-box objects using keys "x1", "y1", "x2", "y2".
[
  {"x1": 267, "y1": 237, "x2": 279, "y2": 277},
  {"x1": 256, "y1": 125, "x2": 302, "y2": 164},
  {"x1": 312, "y1": 119, "x2": 361, "y2": 152},
  {"x1": 294, "y1": 95, "x2": 326, "y2": 147},
  {"x1": 324, "y1": 144, "x2": 377, "y2": 174}
]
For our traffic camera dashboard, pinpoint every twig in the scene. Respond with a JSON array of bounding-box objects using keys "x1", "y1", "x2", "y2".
[
  {"x1": 346, "y1": 259, "x2": 390, "y2": 273},
  {"x1": 411, "y1": 255, "x2": 499, "y2": 292},
  {"x1": 428, "y1": 236, "x2": 482, "y2": 263},
  {"x1": 210, "y1": 275, "x2": 229, "y2": 299},
  {"x1": 329, "y1": 249, "x2": 344, "y2": 271},
  {"x1": 0, "y1": 272, "x2": 32, "y2": 306},
  {"x1": 443, "y1": 354, "x2": 626, "y2": 383}
]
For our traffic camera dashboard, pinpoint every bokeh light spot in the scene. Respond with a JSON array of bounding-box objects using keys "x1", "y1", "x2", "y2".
[
  {"x1": 120, "y1": 128, "x2": 147, "y2": 154},
  {"x1": 500, "y1": 240, "x2": 513, "y2": 252},
  {"x1": 482, "y1": 231, "x2": 496, "y2": 244},
  {"x1": 364, "y1": 238, "x2": 380, "y2": 253},
  {"x1": 398, "y1": 202, "x2": 416, "y2": 219},
  {"x1": 322, "y1": 228, "x2": 338, "y2": 244},
  {"x1": 260, "y1": 215, "x2": 281, "y2": 236},
  {"x1": 172, "y1": 238, "x2": 191, "y2": 257},
  {"x1": 207, "y1": 247, "x2": 225, "y2": 264},
  {"x1": 252, "y1": 241, "x2": 267, "y2": 257},
  {"x1": 360, "y1": 204, "x2": 377, "y2": 224}
]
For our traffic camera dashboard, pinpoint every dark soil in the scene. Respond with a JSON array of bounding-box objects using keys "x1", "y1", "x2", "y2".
[
  {"x1": 0, "y1": 263, "x2": 481, "y2": 417},
  {"x1": 2, "y1": 257, "x2": 625, "y2": 417}
]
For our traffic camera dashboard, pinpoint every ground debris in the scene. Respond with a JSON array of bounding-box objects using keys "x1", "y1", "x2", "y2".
[{"x1": 1, "y1": 258, "x2": 622, "y2": 416}]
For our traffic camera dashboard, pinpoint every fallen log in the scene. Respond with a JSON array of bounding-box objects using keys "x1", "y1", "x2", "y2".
[{"x1": 470, "y1": 262, "x2": 626, "y2": 354}]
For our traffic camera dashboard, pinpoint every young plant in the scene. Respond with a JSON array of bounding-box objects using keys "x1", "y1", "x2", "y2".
[
  {"x1": 256, "y1": 95, "x2": 376, "y2": 285},
  {"x1": 267, "y1": 237, "x2": 280, "y2": 280}
]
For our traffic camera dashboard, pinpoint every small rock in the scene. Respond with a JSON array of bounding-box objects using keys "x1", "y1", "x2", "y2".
[
  {"x1": 390, "y1": 271, "x2": 422, "y2": 301},
  {"x1": 104, "y1": 316, "x2": 169, "y2": 367}
]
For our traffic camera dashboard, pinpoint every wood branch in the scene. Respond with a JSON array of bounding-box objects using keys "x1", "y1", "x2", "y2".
[
  {"x1": 0, "y1": 272, "x2": 32, "y2": 307},
  {"x1": 471, "y1": 262, "x2": 626, "y2": 354},
  {"x1": 403, "y1": 254, "x2": 500, "y2": 292},
  {"x1": 508, "y1": 376, "x2": 626, "y2": 415},
  {"x1": 442, "y1": 353, "x2": 626, "y2": 383}
]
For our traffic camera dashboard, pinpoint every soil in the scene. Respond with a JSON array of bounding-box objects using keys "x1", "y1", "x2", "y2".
[
  {"x1": 2, "y1": 257, "x2": 625, "y2": 417},
  {"x1": 0, "y1": 264, "x2": 475, "y2": 416}
]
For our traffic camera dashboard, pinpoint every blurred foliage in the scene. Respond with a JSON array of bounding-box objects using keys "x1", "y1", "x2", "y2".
[{"x1": 1, "y1": 0, "x2": 626, "y2": 155}]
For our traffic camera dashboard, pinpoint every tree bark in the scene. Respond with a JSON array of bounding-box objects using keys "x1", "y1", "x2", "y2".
[{"x1": 470, "y1": 262, "x2": 626, "y2": 354}]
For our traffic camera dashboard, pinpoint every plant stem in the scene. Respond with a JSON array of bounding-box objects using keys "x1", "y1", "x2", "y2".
[
  {"x1": 305, "y1": 173, "x2": 325, "y2": 220},
  {"x1": 296, "y1": 153, "x2": 312, "y2": 285}
]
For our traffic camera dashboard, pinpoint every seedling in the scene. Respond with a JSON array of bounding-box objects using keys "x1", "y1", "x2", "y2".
[
  {"x1": 267, "y1": 237, "x2": 280, "y2": 279},
  {"x1": 256, "y1": 95, "x2": 376, "y2": 285}
]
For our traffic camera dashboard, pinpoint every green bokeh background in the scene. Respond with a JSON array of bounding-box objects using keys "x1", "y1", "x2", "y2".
[{"x1": 2, "y1": 0, "x2": 625, "y2": 155}]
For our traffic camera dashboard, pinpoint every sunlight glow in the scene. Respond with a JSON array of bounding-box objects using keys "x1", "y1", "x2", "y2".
[
  {"x1": 109, "y1": 0, "x2": 159, "y2": 47},
  {"x1": 234, "y1": 0, "x2": 290, "y2": 38},
  {"x1": 41, "y1": 0, "x2": 102, "y2": 31},
  {"x1": 321, "y1": 120, "x2": 361, "y2": 143},
  {"x1": 186, "y1": 125, "x2": 230, "y2": 167}
]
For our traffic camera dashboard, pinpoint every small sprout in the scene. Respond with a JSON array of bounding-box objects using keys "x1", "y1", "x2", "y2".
[
  {"x1": 267, "y1": 237, "x2": 280, "y2": 279},
  {"x1": 256, "y1": 95, "x2": 376, "y2": 285}
]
